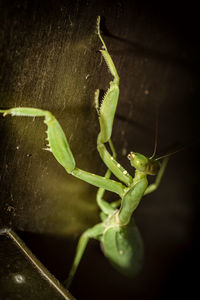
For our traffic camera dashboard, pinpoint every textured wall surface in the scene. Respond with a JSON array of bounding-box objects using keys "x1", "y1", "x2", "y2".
[{"x1": 0, "y1": 1, "x2": 199, "y2": 299}]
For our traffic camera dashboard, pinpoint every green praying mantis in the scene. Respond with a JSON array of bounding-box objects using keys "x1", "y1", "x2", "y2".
[{"x1": 0, "y1": 16, "x2": 169, "y2": 288}]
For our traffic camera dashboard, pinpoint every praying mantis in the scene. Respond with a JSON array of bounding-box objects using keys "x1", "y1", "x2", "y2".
[{"x1": 0, "y1": 16, "x2": 169, "y2": 288}]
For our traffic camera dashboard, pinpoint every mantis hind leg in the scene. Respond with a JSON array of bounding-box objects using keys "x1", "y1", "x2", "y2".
[{"x1": 65, "y1": 223, "x2": 104, "y2": 288}]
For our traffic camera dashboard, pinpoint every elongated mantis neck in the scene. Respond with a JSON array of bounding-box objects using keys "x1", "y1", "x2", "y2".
[
  {"x1": 117, "y1": 170, "x2": 148, "y2": 226},
  {"x1": 133, "y1": 170, "x2": 147, "y2": 184}
]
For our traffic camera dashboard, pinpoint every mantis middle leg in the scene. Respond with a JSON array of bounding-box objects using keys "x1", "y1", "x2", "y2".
[{"x1": 144, "y1": 157, "x2": 169, "y2": 195}]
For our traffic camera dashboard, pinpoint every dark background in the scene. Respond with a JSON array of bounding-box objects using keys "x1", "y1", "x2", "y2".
[{"x1": 0, "y1": 1, "x2": 199, "y2": 299}]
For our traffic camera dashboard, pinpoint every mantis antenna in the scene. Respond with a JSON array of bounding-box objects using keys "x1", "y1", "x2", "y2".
[
  {"x1": 150, "y1": 115, "x2": 158, "y2": 159},
  {"x1": 156, "y1": 146, "x2": 185, "y2": 161}
]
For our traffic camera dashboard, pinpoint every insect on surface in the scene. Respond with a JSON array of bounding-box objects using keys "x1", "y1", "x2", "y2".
[{"x1": 0, "y1": 16, "x2": 169, "y2": 288}]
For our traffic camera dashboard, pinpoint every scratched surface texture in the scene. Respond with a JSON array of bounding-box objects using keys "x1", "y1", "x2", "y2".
[{"x1": 0, "y1": 1, "x2": 199, "y2": 300}]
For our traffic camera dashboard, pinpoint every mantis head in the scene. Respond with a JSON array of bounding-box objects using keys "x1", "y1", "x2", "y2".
[{"x1": 127, "y1": 152, "x2": 160, "y2": 175}]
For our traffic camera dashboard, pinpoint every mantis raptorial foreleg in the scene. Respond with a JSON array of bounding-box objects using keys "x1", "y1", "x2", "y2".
[
  {"x1": 0, "y1": 107, "x2": 126, "y2": 197},
  {"x1": 0, "y1": 108, "x2": 75, "y2": 172},
  {"x1": 95, "y1": 19, "x2": 133, "y2": 187},
  {"x1": 94, "y1": 89, "x2": 117, "y2": 215}
]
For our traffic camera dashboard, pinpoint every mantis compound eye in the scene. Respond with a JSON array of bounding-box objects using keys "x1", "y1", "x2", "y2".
[{"x1": 127, "y1": 152, "x2": 135, "y2": 160}]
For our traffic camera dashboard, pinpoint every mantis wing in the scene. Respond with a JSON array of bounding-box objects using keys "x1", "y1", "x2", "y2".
[{"x1": 102, "y1": 218, "x2": 144, "y2": 277}]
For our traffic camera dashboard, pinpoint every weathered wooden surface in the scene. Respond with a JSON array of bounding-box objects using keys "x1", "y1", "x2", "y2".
[{"x1": 0, "y1": 1, "x2": 199, "y2": 299}]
